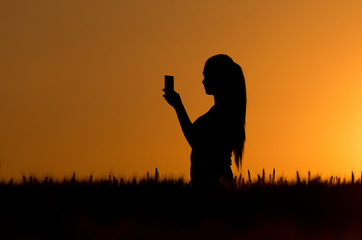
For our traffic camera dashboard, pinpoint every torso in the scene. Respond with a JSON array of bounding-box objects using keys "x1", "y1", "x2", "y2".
[{"x1": 190, "y1": 106, "x2": 234, "y2": 185}]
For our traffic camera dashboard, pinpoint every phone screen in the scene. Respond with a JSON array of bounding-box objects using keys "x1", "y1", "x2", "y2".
[{"x1": 164, "y1": 75, "x2": 174, "y2": 91}]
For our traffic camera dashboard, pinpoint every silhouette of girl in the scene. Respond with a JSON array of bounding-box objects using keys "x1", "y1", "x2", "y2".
[{"x1": 163, "y1": 54, "x2": 246, "y2": 188}]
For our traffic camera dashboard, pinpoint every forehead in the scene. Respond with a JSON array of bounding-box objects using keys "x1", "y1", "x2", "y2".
[
  {"x1": 203, "y1": 62, "x2": 222, "y2": 76},
  {"x1": 203, "y1": 61, "x2": 214, "y2": 74}
]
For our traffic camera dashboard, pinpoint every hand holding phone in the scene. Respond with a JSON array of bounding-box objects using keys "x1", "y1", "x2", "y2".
[{"x1": 163, "y1": 75, "x2": 181, "y2": 108}]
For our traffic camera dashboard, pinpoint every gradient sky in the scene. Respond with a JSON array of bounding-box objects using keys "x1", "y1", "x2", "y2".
[{"x1": 1, "y1": 0, "x2": 362, "y2": 180}]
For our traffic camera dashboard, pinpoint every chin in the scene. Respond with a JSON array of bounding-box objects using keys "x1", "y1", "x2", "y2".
[
  {"x1": 203, "y1": 85, "x2": 214, "y2": 95},
  {"x1": 204, "y1": 89, "x2": 213, "y2": 95}
]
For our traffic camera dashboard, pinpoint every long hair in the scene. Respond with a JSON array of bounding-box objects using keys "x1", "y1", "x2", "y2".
[{"x1": 205, "y1": 54, "x2": 247, "y2": 168}]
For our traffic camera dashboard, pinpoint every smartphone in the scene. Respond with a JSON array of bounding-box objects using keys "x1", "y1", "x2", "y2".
[{"x1": 164, "y1": 75, "x2": 174, "y2": 91}]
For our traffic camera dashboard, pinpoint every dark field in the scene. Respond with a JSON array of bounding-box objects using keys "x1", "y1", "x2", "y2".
[{"x1": 1, "y1": 172, "x2": 362, "y2": 240}]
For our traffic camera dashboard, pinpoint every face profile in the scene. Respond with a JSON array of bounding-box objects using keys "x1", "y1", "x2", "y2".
[{"x1": 202, "y1": 72, "x2": 217, "y2": 95}]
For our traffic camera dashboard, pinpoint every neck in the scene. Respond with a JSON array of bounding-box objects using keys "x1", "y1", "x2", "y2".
[{"x1": 213, "y1": 94, "x2": 229, "y2": 108}]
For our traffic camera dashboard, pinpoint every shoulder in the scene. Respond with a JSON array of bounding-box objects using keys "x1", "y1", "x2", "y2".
[{"x1": 193, "y1": 107, "x2": 215, "y2": 124}]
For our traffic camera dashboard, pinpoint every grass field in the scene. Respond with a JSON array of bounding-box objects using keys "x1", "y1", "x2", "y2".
[{"x1": 1, "y1": 170, "x2": 362, "y2": 240}]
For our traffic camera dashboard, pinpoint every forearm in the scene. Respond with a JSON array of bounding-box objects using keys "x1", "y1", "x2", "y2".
[{"x1": 174, "y1": 102, "x2": 193, "y2": 147}]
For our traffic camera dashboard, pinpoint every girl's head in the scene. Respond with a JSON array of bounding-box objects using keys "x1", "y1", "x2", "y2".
[
  {"x1": 203, "y1": 54, "x2": 247, "y2": 168},
  {"x1": 202, "y1": 54, "x2": 244, "y2": 98}
]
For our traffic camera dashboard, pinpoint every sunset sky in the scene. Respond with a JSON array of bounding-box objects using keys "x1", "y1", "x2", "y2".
[{"x1": 1, "y1": 0, "x2": 362, "y2": 180}]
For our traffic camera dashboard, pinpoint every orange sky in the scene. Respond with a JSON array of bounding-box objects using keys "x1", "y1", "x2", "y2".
[{"x1": 1, "y1": 0, "x2": 362, "y2": 180}]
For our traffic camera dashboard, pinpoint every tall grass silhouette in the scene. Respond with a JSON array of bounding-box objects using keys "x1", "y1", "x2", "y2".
[{"x1": 2, "y1": 169, "x2": 362, "y2": 240}]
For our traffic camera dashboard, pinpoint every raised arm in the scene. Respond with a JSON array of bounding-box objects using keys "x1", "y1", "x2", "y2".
[{"x1": 163, "y1": 89, "x2": 193, "y2": 147}]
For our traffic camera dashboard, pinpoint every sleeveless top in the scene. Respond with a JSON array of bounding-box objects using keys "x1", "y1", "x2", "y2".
[{"x1": 190, "y1": 106, "x2": 234, "y2": 186}]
